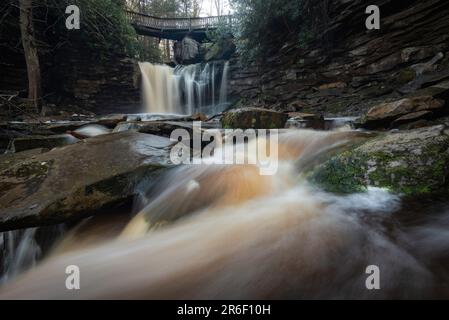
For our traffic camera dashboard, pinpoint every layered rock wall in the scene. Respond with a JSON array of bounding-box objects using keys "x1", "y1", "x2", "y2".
[
  {"x1": 229, "y1": 0, "x2": 449, "y2": 116},
  {"x1": 49, "y1": 47, "x2": 140, "y2": 115}
]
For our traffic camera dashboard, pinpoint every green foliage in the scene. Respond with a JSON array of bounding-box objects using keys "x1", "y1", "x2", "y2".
[
  {"x1": 138, "y1": 36, "x2": 163, "y2": 63},
  {"x1": 230, "y1": 0, "x2": 303, "y2": 60},
  {"x1": 69, "y1": 0, "x2": 141, "y2": 57},
  {"x1": 231, "y1": 0, "x2": 330, "y2": 61},
  {"x1": 206, "y1": 20, "x2": 234, "y2": 43},
  {"x1": 40, "y1": 0, "x2": 140, "y2": 58}
]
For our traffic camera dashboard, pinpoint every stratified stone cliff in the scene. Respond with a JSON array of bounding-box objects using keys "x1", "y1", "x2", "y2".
[{"x1": 229, "y1": 0, "x2": 449, "y2": 116}]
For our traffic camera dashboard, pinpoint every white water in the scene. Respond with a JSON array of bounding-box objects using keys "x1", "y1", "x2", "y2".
[
  {"x1": 3, "y1": 130, "x2": 449, "y2": 299},
  {"x1": 139, "y1": 63, "x2": 181, "y2": 114},
  {"x1": 219, "y1": 61, "x2": 229, "y2": 106},
  {"x1": 73, "y1": 124, "x2": 111, "y2": 138},
  {"x1": 139, "y1": 61, "x2": 231, "y2": 116},
  {"x1": 0, "y1": 229, "x2": 41, "y2": 285}
]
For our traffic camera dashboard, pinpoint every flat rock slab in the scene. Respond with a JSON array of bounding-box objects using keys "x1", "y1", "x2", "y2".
[
  {"x1": 0, "y1": 131, "x2": 174, "y2": 231},
  {"x1": 96, "y1": 114, "x2": 127, "y2": 128},
  {"x1": 12, "y1": 134, "x2": 80, "y2": 152},
  {"x1": 0, "y1": 148, "x2": 49, "y2": 172}
]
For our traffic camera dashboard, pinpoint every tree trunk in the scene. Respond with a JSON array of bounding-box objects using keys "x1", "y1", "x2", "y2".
[{"x1": 19, "y1": 0, "x2": 42, "y2": 113}]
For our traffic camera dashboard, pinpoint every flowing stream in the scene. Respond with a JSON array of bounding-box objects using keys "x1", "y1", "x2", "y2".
[
  {"x1": 2, "y1": 61, "x2": 449, "y2": 299},
  {"x1": 1, "y1": 129, "x2": 449, "y2": 299}
]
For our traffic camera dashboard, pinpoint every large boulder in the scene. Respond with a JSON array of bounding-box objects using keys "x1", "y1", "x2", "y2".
[
  {"x1": 174, "y1": 36, "x2": 201, "y2": 65},
  {"x1": 359, "y1": 96, "x2": 445, "y2": 129},
  {"x1": 222, "y1": 107, "x2": 288, "y2": 129},
  {"x1": 309, "y1": 125, "x2": 449, "y2": 195},
  {"x1": 96, "y1": 114, "x2": 127, "y2": 128},
  {"x1": 0, "y1": 131, "x2": 173, "y2": 231}
]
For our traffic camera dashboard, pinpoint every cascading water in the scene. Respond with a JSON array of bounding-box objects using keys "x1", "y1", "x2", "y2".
[
  {"x1": 139, "y1": 62, "x2": 181, "y2": 114},
  {"x1": 0, "y1": 225, "x2": 65, "y2": 285},
  {"x1": 139, "y1": 61, "x2": 231, "y2": 116},
  {"x1": 219, "y1": 61, "x2": 229, "y2": 107},
  {"x1": 0, "y1": 229, "x2": 41, "y2": 284},
  {"x1": 3, "y1": 129, "x2": 449, "y2": 299}
]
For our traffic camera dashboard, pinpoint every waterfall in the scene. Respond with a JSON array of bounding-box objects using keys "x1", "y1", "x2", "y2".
[
  {"x1": 138, "y1": 62, "x2": 181, "y2": 114},
  {"x1": 0, "y1": 225, "x2": 65, "y2": 284},
  {"x1": 139, "y1": 61, "x2": 230, "y2": 116},
  {"x1": 219, "y1": 61, "x2": 229, "y2": 106},
  {"x1": 211, "y1": 63, "x2": 216, "y2": 108}
]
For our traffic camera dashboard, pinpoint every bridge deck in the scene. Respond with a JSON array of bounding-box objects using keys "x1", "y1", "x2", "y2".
[{"x1": 125, "y1": 11, "x2": 235, "y2": 41}]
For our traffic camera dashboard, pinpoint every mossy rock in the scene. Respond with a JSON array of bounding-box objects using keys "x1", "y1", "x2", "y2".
[
  {"x1": 0, "y1": 148, "x2": 48, "y2": 172},
  {"x1": 222, "y1": 107, "x2": 288, "y2": 129},
  {"x1": 309, "y1": 125, "x2": 449, "y2": 195}
]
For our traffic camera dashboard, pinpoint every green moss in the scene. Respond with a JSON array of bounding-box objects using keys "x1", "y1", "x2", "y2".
[
  {"x1": 397, "y1": 68, "x2": 417, "y2": 84},
  {"x1": 9, "y1": 161, "x2": 52, "y2": 179},
  {"x1": 308, "y1": 150, "x2": 367, "y2": 194},
  {"x1": 308, "y1": 131, "x2": 449, "y2": 196},
  {"x1": 0, "y1": 160, "x2": 54, "y2": 201}
]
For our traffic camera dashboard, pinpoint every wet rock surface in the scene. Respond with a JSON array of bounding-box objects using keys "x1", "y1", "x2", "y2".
[
  {"x1": 0, "y1": 148, "x2": 49, "y2": 172},
  {"x1": 222, "y1": 107, "x2": 288, "y2": 129},
  {"x1": 310, "y1": 125, "x2": 449, "y2": 195},
  {"x1": 0, "y1": 131, "x2": 173, "y2": 231}
]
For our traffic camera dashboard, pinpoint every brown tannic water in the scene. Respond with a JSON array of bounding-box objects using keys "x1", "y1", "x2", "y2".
[{"x1": 1, "y1": 128, "x2": 449, "y2": 299}]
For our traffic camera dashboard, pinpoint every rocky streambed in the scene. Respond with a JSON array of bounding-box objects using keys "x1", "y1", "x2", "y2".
[
  {"x1": 1, "y1": 103, "x2": 449, "y2": 232},
  {"x1": 1, "y1": 103, "x2": 449, "y2": 297}
]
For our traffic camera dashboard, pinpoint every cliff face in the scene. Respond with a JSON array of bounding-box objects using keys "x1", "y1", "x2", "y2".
[
  {"x1": 229, "y1": 0, "x2": 449, "y2": 116},
  {"x1": 48, "y1": 46, "x2": 140, "y2": 115}
]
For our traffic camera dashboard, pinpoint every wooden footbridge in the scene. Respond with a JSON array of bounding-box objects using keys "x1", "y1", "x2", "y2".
[{"x1": 125, "y1": 11, "x2": 235, "y2": 41}]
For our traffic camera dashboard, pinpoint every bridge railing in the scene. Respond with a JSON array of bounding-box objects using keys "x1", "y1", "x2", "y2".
[{"x1": 125, "y1": 10, "x2": 236, "y2": 31}]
